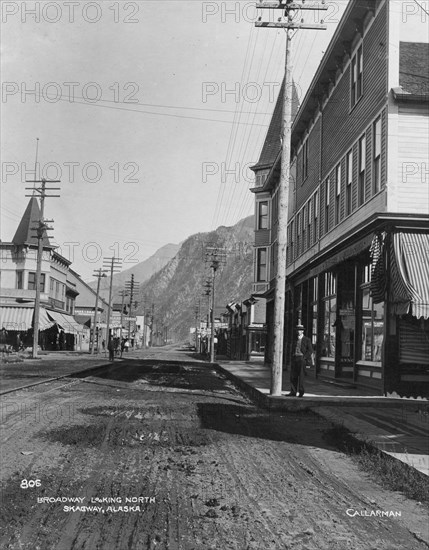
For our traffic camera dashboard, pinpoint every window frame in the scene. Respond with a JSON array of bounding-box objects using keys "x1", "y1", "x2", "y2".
[
  {"x1": 358, "y1": 134, "x2": 366, "y2": 206},
  {"x1": 346, "y1": 149, "x2": 353, "y2": 216},
  {"x1": 256, "y1": 247, "x2": 268, "y2": 282},
  {"x1": 351, "y1": 44, "x2": 363, "y2": 108},
  {"x1": 313, "y1": 191, "x2": 318, "y2": 243},
  {"x1": 16, "y1": 270, "x2": 24, "y2": 290},
  {"x1": 302, "y1": 139, "x2": 309, "y2": 181},
  {"x1": 373, "y1": 116, "x2": 381, "y2": 194},
  {"x1": 324, "y1": 178, "x2": 330, "y2": 234},
  {"x1": 335, "y1": 163, "x2": 341, "y2": 225},
  {"x1": 28, "y1": 272, "x2": 45, "y2": 292},
  {"x1": 258, "y1": 201, "x2": 269, "y2": 230}
]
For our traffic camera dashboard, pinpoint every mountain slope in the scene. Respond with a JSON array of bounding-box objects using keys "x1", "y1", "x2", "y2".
[
  {"x1": 90, "y1": 242, "x2": 180, "y2": 300},
  {"x1": 134, "y1": 216, "x2": 254, "y2": 341}
]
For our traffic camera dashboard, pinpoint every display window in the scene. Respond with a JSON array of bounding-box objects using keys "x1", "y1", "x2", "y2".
[{"x1": 360, "y1": 267, "x2": 384, "y2": 362}]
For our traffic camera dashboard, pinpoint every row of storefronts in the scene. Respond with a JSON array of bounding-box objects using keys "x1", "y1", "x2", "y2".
[{"x1": 262, "y1": 228, "x2": 429, "y2": 397}]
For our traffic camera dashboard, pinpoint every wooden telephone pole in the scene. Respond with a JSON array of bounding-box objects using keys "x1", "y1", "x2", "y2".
[
  {"x1": 102, "y1": 257, "x2": 122, "y2": 348},
  {"x1": 25, "y1": 178, "x2": 60, "y2": 358},
  {"x1": 125, "y1": 274, "x2": 139, "y2": 346},
  {"x1": 91, "y1": 268, "x2": 107, "y2": 354},
  {"x1": 255, "y1": 0, "x2": 326, "y2": 395},
  {"x1": 205, "y1": 247, "x2": 227, "y2": 362}
]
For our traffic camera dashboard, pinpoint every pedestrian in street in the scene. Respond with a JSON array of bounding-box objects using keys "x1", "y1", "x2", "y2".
[
  {"x1": 288, "y1": 324, "x2": 314, "y2": 397},
  {"x1": 107, "y1": 337, "x2": 115, "y2": 362},
  {"x1": 120, "y1": 338, "x2": 126, "y2": 357},
  {"x1": 124, "y1": 339, "x2": 130, "y2": 352}
]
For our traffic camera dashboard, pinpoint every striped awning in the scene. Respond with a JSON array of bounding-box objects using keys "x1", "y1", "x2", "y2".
[
  {"x1": 0, "y1": 307, "x2": 55, "y2": 331},
  {"x1": 46, "y1": 310, "x2": 85, "y2": 334},
  {"x1": 0, "y1": 307, "x2": 33, "y2": 331},
  {"x1": 389, "y1": 232, "x2": 429, "y2": 319},
  {"x1": 39, "y1": 308, "x2": 56, "y2": 331}
]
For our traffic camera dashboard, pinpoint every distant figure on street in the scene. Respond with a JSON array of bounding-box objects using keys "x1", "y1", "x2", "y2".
[
  {"x1": 107, "y1": 338, "x2": 115, "y2": 362},
  {"x1": 120, "y1": 338, "x2": 126, "y2": 357},
  {"x1": 102, "y1": 340, "x2": 106, "y2": 352},
  {"x1": 288, "y1": 324, "x2": 314, "y2": 398},
  {"x1": 114, "y1": 337, "x2": 120, "y2": 356},
  {"x1": 124, "y1": 339, "x2": 130, "y2": 352}
]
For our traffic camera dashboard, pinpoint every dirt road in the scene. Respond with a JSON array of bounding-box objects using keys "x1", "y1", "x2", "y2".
[{"x1": 1, "y1": 351, "x2": 427, "y2": 549}]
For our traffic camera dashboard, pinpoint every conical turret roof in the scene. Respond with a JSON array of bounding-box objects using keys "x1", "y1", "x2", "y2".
[{"x1": 12, "y1": 197, "x2": 51, "y2": 247}]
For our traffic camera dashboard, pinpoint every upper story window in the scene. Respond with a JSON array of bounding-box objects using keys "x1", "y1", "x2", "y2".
[
  {"x1": 255, "y1": 173, "x2": 267, "y2": 188},
  {"x1": 351, "y1": 44, "x2": 363, "y2": 108},
  {"x1": 324, "y1": 178, "x2": 330, "y2": 234},
  {"x1": 28, "y1": 272, "x2": 45, "y2": 293},
  {"x1": 313, "y1": 191, "x2": 318, "y2": 243},
  {"x1": 258, "y1": 201, "x2": 269, "y2": 229},
  {"x1": 307, "y1": 199, "x2": 312, "y2": 249},
  {"x1": 302, "y1": 205, "x2": 307, "y2": 251},
  {"x1": 373, "y1": 116, "x2": 381, "y2": 194},
  {"x1": 256, "y1": 248, "x2": 267, "y2": 282},
  {"x1": 335, "y1": 163, "x2": 341, "y2": 225},
  {"x1": 16, "y1": 271, "x2": 23, "y2": 290},
  {"x1": 346, "y1": 150, "x2": 353, "y2": 216},
  {"x1": 289, "y1": 220, "x2": 294, "y2": 261},
  {"x1": 358, "y1": 134, "x2": 366, "y2": 206},
  {"x1": 302, "y1": 139, "x2": 309, "y2": 181}
]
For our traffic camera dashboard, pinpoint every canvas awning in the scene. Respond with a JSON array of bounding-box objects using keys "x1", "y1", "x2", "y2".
[
  {"x1": 0, "y1": 307, "x2": 33, "y2": 331},
  {"x1": 389, "y1": 232, "x2": 429, "y2": 319},
  {"x1": 46, "y1": 310, "x2": 85, "y2": 334},
  {"x1": 39, "y1": 308, "x2": 56, "y2": 331},
  {"x1": 0, "y1": 307, "x2": 56, "y2": 331}
]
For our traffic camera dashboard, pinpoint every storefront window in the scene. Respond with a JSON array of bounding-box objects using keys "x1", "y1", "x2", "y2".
[
  {"x1": 361, "y1": 285, "x2": 384, "y2": 362},
  {"x1": 311, "y1": 277, "x2": 318, "y2": 347},
  {"x1": 322, "y1": 272, "x2": 336, "y2": 358}
]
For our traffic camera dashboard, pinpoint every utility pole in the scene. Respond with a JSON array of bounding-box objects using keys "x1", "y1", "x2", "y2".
[
  {"x1": 119, "y1": 289, "x2": 128, "y2": 342},
  {"x1": 194, "y1": 302, "x2": 200, "y2": 352},
  {"x1": 256, "y1": 0, "x2": 326, "y2": 396},
  {"x1": 125, "y1": 275, "x2": 139, "y2": 347},
  {"x1": 25, "y1": 178, "x2": 60, "y2": 358},
  {"x1": 205, "y1": 247, "x2": 227, "y2": 362},
  {"x1": 91, "y1": 268, "x2": 107, "y2": 354},
  {"x1": 149, "y1": 303, "x2": 155, "y2": 347},
  {"x1": 141, "y1": 294, "x2": 146, "y2": 348},
  {"x1": 102, "y1": 257, "x2": 122, "y2": 349}
]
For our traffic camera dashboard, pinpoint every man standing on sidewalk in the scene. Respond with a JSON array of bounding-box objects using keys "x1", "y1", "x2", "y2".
[{"x1": 288, "y1": 324, "x2": 314, "y2": 397}]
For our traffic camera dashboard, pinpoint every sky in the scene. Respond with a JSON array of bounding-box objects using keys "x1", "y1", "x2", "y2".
[{"x1": 0, "y1": 0, "x2": 352, "y2": 280}]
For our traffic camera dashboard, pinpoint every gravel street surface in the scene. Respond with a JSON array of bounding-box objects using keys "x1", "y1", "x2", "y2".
[{"x1": 1, "y1": 348, "x2": 428, "y2": 549}]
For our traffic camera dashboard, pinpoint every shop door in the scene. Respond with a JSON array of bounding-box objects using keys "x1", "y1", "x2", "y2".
[{"x1": 338, "y1": 265, "x2": 356, "y2": 379}]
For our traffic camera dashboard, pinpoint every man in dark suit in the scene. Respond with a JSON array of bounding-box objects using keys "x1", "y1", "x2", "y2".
[{"x1": 288, "y1": 324, "x2": 314, "y2": 397}]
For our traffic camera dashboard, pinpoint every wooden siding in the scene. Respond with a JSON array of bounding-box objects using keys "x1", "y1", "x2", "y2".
[
  {"x1": 395, "y1": 104, "x2": 429, "y2": 213},
  {"x1": 286, "y1": 192, "x2": 386, "y2": 276},
  {"x1": 296, "y1": 116, "x2": 321, "y2": 210},
  {"x1": 322, "y1": 2, "x2": 388, "y2": 178},
  {"x1": 352, "y1": 141, "x2": 359, "y2": 211},
  {"x1": 255, "y1": 229, "x2": 271, "y2": 246}
]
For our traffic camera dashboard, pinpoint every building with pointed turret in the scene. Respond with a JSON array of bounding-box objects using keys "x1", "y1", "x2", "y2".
[{"x1": 0, "y1": 197, "x2": 98, "y2": 351}]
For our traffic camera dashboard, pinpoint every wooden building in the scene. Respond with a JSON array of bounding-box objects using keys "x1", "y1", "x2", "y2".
[
  {"x1": 0, "y1": 197, "x2": 87, "y2": 351},
  {"x1": 251, "y1": 0, "x2": 429, "y2": 397}
]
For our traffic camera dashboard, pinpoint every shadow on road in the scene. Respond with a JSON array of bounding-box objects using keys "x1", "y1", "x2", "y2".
[
  {"x1": 71, "y1": 360, "x2": 234, "y2": 392},
  {"x1": 197, "y1": 402, "x2": 338, "y2": 450}
]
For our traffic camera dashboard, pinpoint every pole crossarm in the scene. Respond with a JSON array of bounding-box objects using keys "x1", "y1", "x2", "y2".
[
  {"x1": 255, "y1": 22, "x2": 327, "y2": 29},
  {"x1": 256, "y1": 2, "x2": 327, "y2": 10}
]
